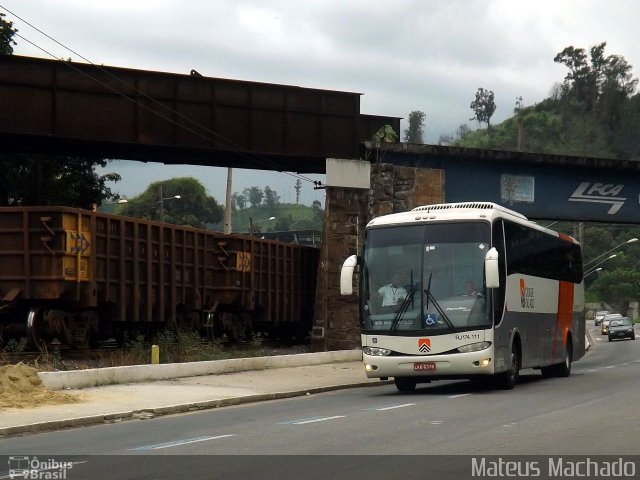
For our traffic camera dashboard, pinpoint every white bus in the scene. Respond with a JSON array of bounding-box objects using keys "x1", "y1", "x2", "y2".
[{"x1": 341, "y1": 202, "x2": 585, "y2": 392}]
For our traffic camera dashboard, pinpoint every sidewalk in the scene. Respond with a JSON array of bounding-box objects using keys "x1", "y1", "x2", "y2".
[{"x1": 0, "y1": 358, "x2": 388, "y2": 438}]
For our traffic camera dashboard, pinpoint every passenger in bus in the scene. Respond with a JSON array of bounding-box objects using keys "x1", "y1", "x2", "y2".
[
  {"x1": 377, "y1": 270, "x2": 408, "y2": 308},
  {"x1": 463, "y1": 280, "x2": 478, "y2": 296}
]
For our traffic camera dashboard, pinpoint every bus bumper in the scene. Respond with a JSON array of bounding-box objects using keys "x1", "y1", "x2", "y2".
[{"x1": 362, "y1": 350, "x2": 495, "y2": 379}]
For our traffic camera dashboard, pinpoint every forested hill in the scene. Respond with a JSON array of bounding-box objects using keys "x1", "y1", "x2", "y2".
[{"x1": 453, "y1": 43, "x2": 640, "y2": 161}]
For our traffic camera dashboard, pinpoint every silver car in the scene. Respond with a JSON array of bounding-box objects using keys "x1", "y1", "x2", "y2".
[{"x1": 594, "y1": 310, "x2": 609, "y2": 326}]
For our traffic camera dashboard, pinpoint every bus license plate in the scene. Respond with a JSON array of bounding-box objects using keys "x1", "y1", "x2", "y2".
[{"x1": 414, "y1": 362, "x2": 436, "y2": 371}]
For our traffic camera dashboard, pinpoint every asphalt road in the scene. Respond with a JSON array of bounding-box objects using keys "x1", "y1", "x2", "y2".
[{"x1": 1, "y1": 321, "x2": 639, "y2": 479}]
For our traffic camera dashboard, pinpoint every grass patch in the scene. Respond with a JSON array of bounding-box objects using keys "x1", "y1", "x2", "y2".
[{"x1": 1, "y1": 330, "x2": 283, "y2": 371}]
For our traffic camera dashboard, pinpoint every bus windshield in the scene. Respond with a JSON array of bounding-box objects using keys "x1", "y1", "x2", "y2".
[{"x1": 360, "y1": 222, "x2": 492, "y2": 334}]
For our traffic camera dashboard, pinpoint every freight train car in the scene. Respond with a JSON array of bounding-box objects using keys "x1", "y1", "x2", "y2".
[{"x1": 0, "y1": 206, "x2": 319, "y2": 350}]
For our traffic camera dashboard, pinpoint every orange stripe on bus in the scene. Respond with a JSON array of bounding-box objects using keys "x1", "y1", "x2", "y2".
[{"x1": 552, "y1": 281, "x2": 574, "y2": 361}]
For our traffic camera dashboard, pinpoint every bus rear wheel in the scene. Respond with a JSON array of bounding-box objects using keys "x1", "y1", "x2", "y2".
[
  {"x1": 541, "y1": 342, "x2": 572, "y2": 378},
  {"x1": 394, "y1": 377, "x2": 417, "y2": 392}
]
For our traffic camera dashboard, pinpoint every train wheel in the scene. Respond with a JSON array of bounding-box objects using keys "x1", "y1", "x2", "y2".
[{"x1": 27, "y1": 308, "x2": 47, "y2": 351}]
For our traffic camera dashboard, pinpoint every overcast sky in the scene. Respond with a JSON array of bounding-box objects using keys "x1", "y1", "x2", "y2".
[{"x1": 3, "y1": 0, "x2": 639, "y2": 204}]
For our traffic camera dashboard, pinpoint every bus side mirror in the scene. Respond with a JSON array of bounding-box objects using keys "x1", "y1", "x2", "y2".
[
  {"x1": 485, "y1": 247, "x2": 500, "y2": 289},
  {"x1": 340, "y1": 255, "x2": 358, "y2": 295}
]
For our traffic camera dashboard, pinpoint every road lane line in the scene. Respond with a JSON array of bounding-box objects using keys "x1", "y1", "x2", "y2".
[
  {"x1": 376, "y1": 403, "x2": 416, "y2": 411},
  {"x1": 280, "y1": 415, "x2": 346, "y2": 425},
  {"x1": 447, "y1": 393, "x2": 473, "y2": 399},
  {"x1": 130, "y1": 434, "x2": 235, "y2": 451}
]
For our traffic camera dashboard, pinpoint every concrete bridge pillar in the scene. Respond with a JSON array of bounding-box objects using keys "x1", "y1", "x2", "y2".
[{"x1": 311, "y1": 160, "x2": 445, "y2": 351}]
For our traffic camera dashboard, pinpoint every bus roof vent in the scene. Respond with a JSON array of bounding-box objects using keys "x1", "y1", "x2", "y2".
[{"x1": 411, "y1": 202, "x2": 528, "y2": 220}]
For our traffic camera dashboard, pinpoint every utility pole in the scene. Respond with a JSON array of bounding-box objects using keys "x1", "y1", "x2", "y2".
[{"x1": 224, "y1": 168, "x2": 233, "y2": 234}]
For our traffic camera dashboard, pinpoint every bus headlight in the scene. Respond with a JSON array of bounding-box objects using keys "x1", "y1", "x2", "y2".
[
  {"x1": 457, "y1": 341, "x2": 491, "y2": 353},
  {"x1": 363, "y1": 346, "x2": 392, "y2": 356}
]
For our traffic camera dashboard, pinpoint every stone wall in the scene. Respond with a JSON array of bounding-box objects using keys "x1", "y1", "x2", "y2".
[{"x1": 311, "y1": 163, "x2": 444, "y2": 351}]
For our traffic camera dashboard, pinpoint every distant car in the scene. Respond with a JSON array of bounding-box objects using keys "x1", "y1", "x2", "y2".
[
  {"x1": 608, "y1": 317, "x2": 635, "y2": 342},
  {"x1": 601, "y1": 313, "x2": 623, "y2": 335},
  {"x1": 594, "y1": 310, "x2": 609, "y2": 326}
]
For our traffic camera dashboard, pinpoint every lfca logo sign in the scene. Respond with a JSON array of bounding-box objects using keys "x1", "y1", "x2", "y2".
[
  {"x1": 569, "y1": 182, "x2": 626, "y2": 215},
  {"x1": 418, "y1": 338, "x2": 431, "y2": 353}
]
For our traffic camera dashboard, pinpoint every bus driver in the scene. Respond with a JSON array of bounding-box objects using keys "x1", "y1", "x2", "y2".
[{"x1": 378, "y1": 270, "x2": 408, "y2": 307}]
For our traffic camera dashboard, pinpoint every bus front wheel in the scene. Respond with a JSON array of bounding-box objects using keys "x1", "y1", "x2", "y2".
[
  {"x1": 394, "y1": 377, "x2": 417, "y2": 392},
  {"x1": 498, "y1": 348, "x2": 520, "y2": 390}
]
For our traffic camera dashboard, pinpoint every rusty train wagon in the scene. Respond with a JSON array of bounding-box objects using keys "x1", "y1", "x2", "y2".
[{"x1": 0, "y1": 206, "x2": 319, "y2": 349}]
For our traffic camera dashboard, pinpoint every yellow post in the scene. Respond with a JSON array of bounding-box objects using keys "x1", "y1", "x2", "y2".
[{"x1": 151, "y1": 344, "x2": 160, "y2": 364}]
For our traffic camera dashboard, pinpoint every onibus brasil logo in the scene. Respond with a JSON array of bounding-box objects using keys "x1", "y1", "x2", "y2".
[{"x1": 7, "y1": 456, "x2": 75, "y2": 479}]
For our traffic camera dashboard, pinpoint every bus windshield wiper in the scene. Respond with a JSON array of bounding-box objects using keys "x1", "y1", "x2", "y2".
[
  {"x1": 390, "y1": 286, "x2": 416, "y2": 333},
  {"x1": 423, "y1": 288, "x2": 457, "y2": 332}
]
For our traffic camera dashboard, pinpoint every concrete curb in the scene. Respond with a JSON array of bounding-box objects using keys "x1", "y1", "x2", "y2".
[
  {"x1": 0, "y1": 379, "x2": 392, "y2": 438},
  {"x1": 585, "y1": 331, "x2": 595, "y2": 351},
  {"x1": 38, "y1": 350, "x2": 363, "y2": 390}
]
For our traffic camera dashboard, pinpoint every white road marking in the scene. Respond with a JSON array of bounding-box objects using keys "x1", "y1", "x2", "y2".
[
  {"x1": 280, "y1": 415, "x2": 346, "y2": 425},
  {"x1": 431, "y1": 420, "x2": 444, "y2": 425},
  {"x1": 376, "y1": 403, "x2": 416, "y2": 411},
  {"x1": 130, "y1": 434, "x2": 234, "y2": 451},
  {"x1": 586, "y1": 369, "x2": 598, "y2": 372},
  {"x1": 605, "y1": 366, "x2": 615, "y2": 369},
  {"x1": 447, "y1": 393, "x2": 473, "y2": 399}
]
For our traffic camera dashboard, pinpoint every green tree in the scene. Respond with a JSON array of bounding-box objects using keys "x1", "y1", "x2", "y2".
[
  {"x1": 554, "y1": 42, "x2": 638, "y2": 120},
  {"x1": 244, "y1": 186, "x2": 264, "y2": 208},
  {"x1": 232, "y1": 192, "x2": 246, "y2": 211},
  {"x1": 554, "y1": 45, "x2": 592, "y2": 107},
  {"x1": 120, "y1": 177, "x2": 223, "y2": 227},
  {"x1": 438, "y1": 134, "x2": 453, "y2": 145},
  {"x1": 0, "y1": 155, "x2": 121, "y2": 208},
  {"x1": 311, "y1": 199, "x2": 323, "y2": 223},
  {"x1": 372, "y1": 125, "x2": 398, "y2": 144},
  {"x1": 470, "y1": 88, "x2": 497, "y2": 131},
  {"x1": 403, "y1": 110, "x2": 426, "y2": 144},
  {"x1": 589, "y1": 268, "x2": 640, "y2": 313},
  {"x1": 0, "y1": 12, "x2": 17, "y2": 55},
  {"x1": 263, "y1": 185, "x2": 280, "y2": 209},
  {"x1": 456, "y1": 124, "x2": 472, "y2": 140}
]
